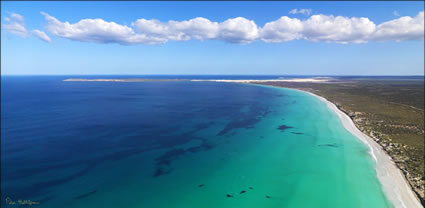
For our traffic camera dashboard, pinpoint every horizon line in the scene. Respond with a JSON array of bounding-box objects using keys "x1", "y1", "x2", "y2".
[{"x1": 1, "y1": 74, "x2": 424, "y2": 77}]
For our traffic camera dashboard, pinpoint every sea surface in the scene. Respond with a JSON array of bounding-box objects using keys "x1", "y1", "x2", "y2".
[{"x1": 1, "y1": 76, "x2": 392, "y2": 208}]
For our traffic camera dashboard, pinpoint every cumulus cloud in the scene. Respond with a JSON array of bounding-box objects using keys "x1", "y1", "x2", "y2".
[
  {"x1": 39, "y1": 10, "x2": 425, "y2": 45},
  {"x1": 262, "y1": 14, "x2": 377, "y2": 43},
  {"x1": 2, "y1": 12, "x2": 28, "y2": 37},
  {"x1": 133, "y1": 17, "x2": 219, "y2": 42},
  {"x1": 372, "y1": 11, "x2": 424, "y2": 41},
  {"x1": 218, "y1": 17, "x2": 259, "y2": 43},
  {"x1": 40, "y1": 12, "x2": 162, "y2": 45},
  {"x1": 42, "y1": 12, "x2": 258, "y2": 44},
  {"x1": 262, "y1": 11, "x2": 423, "y2": 43},
  {"x1": 302, "y1": 15, "x2": 376, "y2": 43},
  {"x1": 32, "y1": 29, "x2": 52, "y2": 42},
  {"x1": 289, "y1": 9, "x2": 313, "y2": 16},
  {"x1": 261, "y1": 16, "x2": 303, "y2": 42}
]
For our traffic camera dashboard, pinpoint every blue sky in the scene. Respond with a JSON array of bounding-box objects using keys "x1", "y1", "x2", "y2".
[{"x1": 1, "y1": 1, "x2": 424, "y2": 75}]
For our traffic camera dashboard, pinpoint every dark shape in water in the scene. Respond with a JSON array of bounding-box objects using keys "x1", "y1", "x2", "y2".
[
  {"x1": 226, "y1": 194, "x2": 233, "y2": 198},
  {"x1": 154, "y1": 140, "x2": 214, "y2": 177},
  {"x1": 22, "y1": 163, "x2": 98, "y2": 198},
  {"x1": 277, "y1": 125, "x2": 293, "y2": 131},
  {"x1": 187, "y1": 140, "x2": 213, "y2": 153},
  {"x1": 217, "y1": 105, "x2": 266, "y2": 136},
  {"x1": 266, "y1": 195, "x2": 271, "y2": 199},
  {"x1": 249, "y1": 187, "x2": 253, "y2": 190},
  {"x1": 262, "y1": 109, "x2": 272, "y2": 117},
  {"x1": 291, "y1": 132, "x2": 304, "y2": 135},
  {"x1": 153, "y1": 148, "x2": 186, "y2": 177},
  {"x1": 198, "y1": 184, "x2": 205, "y2": 187},
  {"x1": 318, "y1": 143, "x2": 339, "y2": 148},
  {"x1": 74, "y1": 190, "x2": 97, "y2": 200},
  {"x1": 153, "y1": 167, "x2": 174, "y2": 177},
  {"x1": 240, "y1": 190, "x2": 246, "y2": 194}
]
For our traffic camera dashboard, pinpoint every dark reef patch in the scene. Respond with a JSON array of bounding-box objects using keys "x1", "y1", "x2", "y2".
[
  {"x1": 318, "y1": 143, "x2": 339, "y2": 148},
  {"x1": 217, "y1": 105, "x2": 267, "y2": 136},
  {"x1": 156, "y1": 149, "x2": 186, "y2": 165},
  {"x1": 154, "y1": 166, "x2": 174, "y2": 177},
  {"x1": 74, "y1": 190, "x2": 97, "y2": 200},
  {"x1": 154, "y1": 148, "x2": 186, "y2": 177},
  {"x1": 153, "y1": 140, "x2": 214, "y2": 177},
  {"x1": 240, "y1": 190, "x2": 246, "y2": 194},
  {"x1": 15, "y1": 163, "x2": 99, "y2": 198},
  {"x1": 277, "y1": 125, "x2": 293, "y2": 132},
  {"x1": 187, "y1": 140, "x2": 213, "y2": 153},
  {"x1": 291, "y1": 132, "x2": 304, "y2": 135},
  {"x1": 217, "y1": 117, "x2": 260, "y2": 136},
  {"x1": 262, "y1": 109, "x2": 272, "y2": 117}
]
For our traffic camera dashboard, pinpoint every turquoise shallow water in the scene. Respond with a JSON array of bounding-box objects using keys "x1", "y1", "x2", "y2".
[{"x1": 1, "y1": 77, "x2": 391, "y2": 207}]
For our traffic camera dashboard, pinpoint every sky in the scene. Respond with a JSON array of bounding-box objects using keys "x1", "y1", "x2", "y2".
[{"x1": 1, "y1": 1, "x2": 424, "y2": 75}]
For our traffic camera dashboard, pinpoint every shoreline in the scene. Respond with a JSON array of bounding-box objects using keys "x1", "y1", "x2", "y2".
[
  {"x1": 292, "y1": 88, "x2": 422, "y2": 208},
  {"x1": 218, "y1": 80, "x2": 421, "y2": 207}
]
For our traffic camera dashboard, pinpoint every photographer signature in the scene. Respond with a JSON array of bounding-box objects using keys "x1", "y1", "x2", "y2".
[{"x1": 5, "y1": 197, "x2": 40, "y2": 206}]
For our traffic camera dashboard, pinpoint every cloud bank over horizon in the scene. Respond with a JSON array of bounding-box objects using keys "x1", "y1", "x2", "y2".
[{"x1": 3, "y1": 10, "x2": 424, "y2": 45}]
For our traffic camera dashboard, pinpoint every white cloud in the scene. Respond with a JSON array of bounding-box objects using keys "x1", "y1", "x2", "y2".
[
  {"x1": 393, "y1": 11, "x2": 400, "y2": 17},
  {"x1": 218, "y1": 17, "x2": 259, "y2": 43},
  {"x1": 41, "y1": 12, "x2": 163, "y2": 45},
  {"x1": 372, "y1": 11, "x2": 424, "y2": 41},
  {"x1": 261, "y1": 11, "x2": 424, "y2": 43},
  {"x1": 2, "y1": 12, "x2": 28, "y2": 37},
  {"x1": 39, "y1": 10, "x2": 425, "y2": 45},
  {"x1": 289, "y1": 9, "x2": 313, "y2": 16},
  {"x1": 134, "y1": 17, "x2": 259, "y2": 43},
  {"x1": 42, "y1": 12, "x2": 258, "y2": 44},
  {"x1": 32, "y1": 29, "x2": 52, "y2": 43},
  {"x1": 171, "y1": 17, "x2": 219, "y2": 40},
  {"x1": 133, "y1": 17, "x2": 219, "y2": 41},
  {"x1": 261, "y1": 14, "x2": 376, "y2": 43},
  {"x1": 261, "y1": 16, "x2": 303, "y2": 42},
  {"x1": 302, "y1": 15, "x2": 376, "y2": 43}
]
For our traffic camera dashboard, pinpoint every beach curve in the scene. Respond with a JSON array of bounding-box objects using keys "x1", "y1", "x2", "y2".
[{"x1": 298, "y1": 89, "x2": 422, "y2": 208}]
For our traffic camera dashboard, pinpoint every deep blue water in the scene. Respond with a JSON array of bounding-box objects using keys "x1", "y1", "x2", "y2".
[{"x1": 1, "y1": 76, "x2": 284, "y2": 205}]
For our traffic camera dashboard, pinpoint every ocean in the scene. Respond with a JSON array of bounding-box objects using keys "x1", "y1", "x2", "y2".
[{"x1": 1, "y1": 76, "x2": 391, "y2": 207}]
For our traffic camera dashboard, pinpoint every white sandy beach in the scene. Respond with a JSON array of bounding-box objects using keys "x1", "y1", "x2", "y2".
[
  {"x1": 64, "y1": 78, "x2": 330, "y2": 83},
  {"x1": 303, "y1": 90, "x2": 422, "y2": 208},
  {"x1": 191, "y1": 78, "x2": 330, "y2": 83}
]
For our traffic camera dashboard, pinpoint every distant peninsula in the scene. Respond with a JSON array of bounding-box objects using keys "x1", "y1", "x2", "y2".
[
  {"x1": 63, "y1": 77, "x2": 331, "y2": 83},
  {"x1": 63, "y1": 78, "x2": 188, "y2": 82}
]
